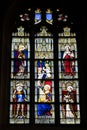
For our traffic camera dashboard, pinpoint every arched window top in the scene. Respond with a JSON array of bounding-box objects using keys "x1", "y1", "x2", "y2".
[
  {"x1": 12, "y1": 26, "x2": 30, "y2": 37},
  {"x1": 35, "y1": 26, "x2": 53, "y2": 37},
  {"x1": 58, "y1": 27, "x2": 76, "y2": 37}
]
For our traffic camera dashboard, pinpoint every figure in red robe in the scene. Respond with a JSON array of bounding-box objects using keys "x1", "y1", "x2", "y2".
[{"x1": 62, "y1": 45, "x2": 75, "y2": 76}]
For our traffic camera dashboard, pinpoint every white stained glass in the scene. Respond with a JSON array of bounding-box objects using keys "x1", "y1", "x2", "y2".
[
  {"x1": 9, "y1": 104, "x2": 30, "y2": 124},
  {"x1": 60, "y1": 104, "x2": 80, "y2": 124}
]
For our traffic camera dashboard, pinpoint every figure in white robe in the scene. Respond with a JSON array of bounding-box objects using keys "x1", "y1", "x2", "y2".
[{"x1": 62, "y1": 85, "x2": 77, "y2": 119}]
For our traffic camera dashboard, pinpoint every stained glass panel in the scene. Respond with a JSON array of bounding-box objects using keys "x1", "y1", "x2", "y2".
[
  {"x1": 10, "y1": 26, "x2": 30, "y2": 124},
  {"x1": 60, "y1": 104, "x2": 80, "y2": 124},
  {"x1": 58, "y1": 38, "x2": 77, "y2": 59},
  {"x1": 34, "y1": 9, "x2": 42, "y2": 24},
  {"x1": 8, "y1": 8, "x2": 81, "y2": 125},
  {"x1": 9, "y1": 80, "x2": 30, "y2": 124},
  {"x1": 35, "y1": 60, "x2": 54, "y2": 79},
  {"x1": 59, "y1": 80, "x2": 80, "y2": 103},
  {"x1": 11, "y1": 38, "x2": 30, "y2": 59},
  {"x1": 34, "y1": 26, "x2": 55, "y2": 124},
  {"x1": 58, "y1": 14, "x2": 68, "y2": 22},
  {"x1": 35, "y1": 104, "x2": 55, "y2": 124},
  {"x1": 59, "y1": 81, "x2": 80, "y2": 124},
  {"x1": 35, "y1": 80, "x2": 55, "y2": 102},
  {"x1": 35, "y1": 38, "x2": 53, "y2": 59},
  {"x1": 11, "y1": 36, "x2": 30, "y2": 79},
  {"x1": 20, "y1": 13, "x2": 30, "y2": 21},
  {"x1": 58, "y1": 60, "x2": 78, "y2": 79},
  {"x1": 58, "y1": 27, "x2": 80, "y2": 124},
  {"x1": 46, "y1": 9, "x2": 53, "y2": 25}
]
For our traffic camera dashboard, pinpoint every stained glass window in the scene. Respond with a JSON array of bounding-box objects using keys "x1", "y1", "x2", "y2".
[
  {"x1": 9, "y1": 26, "x2": 30, "y2": 124},
  {"x1": 58, "y1": 27, "x2": 80, "y2": 124},
  {"x1": 34, "y1": 26, "x2": 55, "y2": 124},
  {"x1": 20, "y1": 13, "x2": 30, "y2": 21},
  {"x1": 34, "y1": 8, "x2": 42, "y2": 24},
  {"x1": 9, "y1": 8, "x2": 81, "y2": 125},
  {"x1": 46, "y1": 9, "x2": 53, "y2": 25}
]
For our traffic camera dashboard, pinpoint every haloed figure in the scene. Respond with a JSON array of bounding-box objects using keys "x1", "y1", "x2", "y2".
[
  {"x1": 14, "y1": 44, "x2": 26, "y2": 77},
  {"x1": 37, "y1": 84, "x2": 52, "y2": 116},
  {"x1": 13, "y1": 82, "x2": 27, "y2": 117},
  {"x1": 62, "y1": 44, "x2": 75, "y2": 76},
  {"x1": 63, "y1": 85, "x2": 77, "y2": 119}
]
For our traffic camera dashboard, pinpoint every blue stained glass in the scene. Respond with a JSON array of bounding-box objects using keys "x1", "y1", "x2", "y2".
[
  {"x1": 35, "y1": 13, "x2": 41, "y2": 20},
  {"x1": 37, "y1": 60, "x2": 45, "y2": 68},
  {"x1": 37, "y1": 104, "x2": 52, "y2": 116},
  {"x1": 14, "y1": 50, "x2": 28, "y2": 59},
  {"x1": 46, "y1": 14, "x2": 52, "y2": 20}
]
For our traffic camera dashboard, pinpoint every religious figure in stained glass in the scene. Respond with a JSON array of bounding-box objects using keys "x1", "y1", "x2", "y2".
[
  {"x1": 13, "y1": 44, "x2": 27, "y2": 77},
  {"x1": 37, "y1": 60, "x2": 52, "y2": 79},
  {"x1": 11, "y1": 26, "x2": 30, "y2": 79},
  {"x1": 37, "y1": 80, "x2": 53, "y2": 116},
  {"x1": 62, "y1": 85, "x2": 77, "y2": 119},
  {"x1": 35, "y1": 80, "x2": 55, "y2": 123},
  {"x1": 10, "y1": 26, "x2": 30, "y2": 124},
  {"x1": 35, "y1": 26, "x2": 55, "y2": 124},
  {"x1": 9, "y1": 80, "x2": 30, "y2": 124},
  {"x1": 12, "y1": 81, "x2": 28, "y2": 118},
  {"x1": 58, "y1": 27, "x2": 78, "y2": 79},
  {"x1": 38, "y1": 87, "x2": 52, "y2": 116},
  {"x1": 8, "y1": 8, "x2": 81, "y2": 125},
  {"x1": 62, "y1": 44, "x2": 75, "y2": 76},
  {"x1": 12, "y1": 42, "x2": 30, "y2": 79},
  {"x1": 59, "y1": 81, "x2": 80, "y2": 124},
  {"x1": 37, "y1": 80, "x2": 52, "y2": 101}
]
